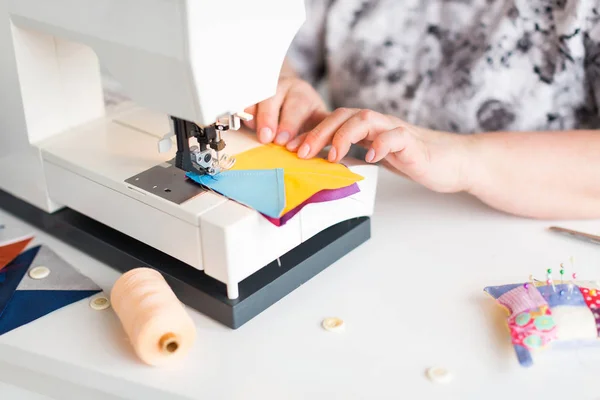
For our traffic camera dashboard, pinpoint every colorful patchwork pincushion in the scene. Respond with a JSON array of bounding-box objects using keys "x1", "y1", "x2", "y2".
[{"x1": 484, "y1": 280, "x2": 600, "y2": 367}]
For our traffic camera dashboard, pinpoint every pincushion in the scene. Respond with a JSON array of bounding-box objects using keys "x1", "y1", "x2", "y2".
[{"x1": 484, "y1": 278, "x2": 600, "y2": 367}]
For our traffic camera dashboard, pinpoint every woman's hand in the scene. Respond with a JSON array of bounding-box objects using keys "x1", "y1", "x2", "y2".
[
  {"x1": 243, "y1": 60, "x2": 328, "y2": 146},
  {"x1": 285, "y1": 108, "x2": 473, "y2": 193}
]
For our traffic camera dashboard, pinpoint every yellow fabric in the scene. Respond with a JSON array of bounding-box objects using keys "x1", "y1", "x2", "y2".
[{"x1": 232, "y1": 144, "x2": 363, "y2": 215}]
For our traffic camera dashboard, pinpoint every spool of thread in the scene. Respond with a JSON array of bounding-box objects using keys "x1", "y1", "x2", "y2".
[{"x1": 110, "y1": 267, "x2": 196, "y2": 366}]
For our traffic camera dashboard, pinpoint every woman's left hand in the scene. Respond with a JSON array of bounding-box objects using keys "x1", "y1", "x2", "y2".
[{"x1": 285, "y1": 108, "x2": 473, "y2": 193}]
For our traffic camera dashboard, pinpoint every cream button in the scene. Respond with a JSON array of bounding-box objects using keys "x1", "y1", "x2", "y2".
[
  {"x1": 426, "y1": 367, "x2": 453, "y2": 384},
  {"x1": 28, "y1": 266, "x2": 50, "y2": 280},
  {"x1": 322, "y1": 317, "x2": 345, "y2": 332},
  {"x1": 90, "y1": 295, "x2": 110, "y2": 311}
]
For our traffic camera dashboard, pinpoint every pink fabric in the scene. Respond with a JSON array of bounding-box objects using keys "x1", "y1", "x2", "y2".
[
  {"x1": 262, "y1": 183, "x2": 360, "y2": 227},
  {"x1": 508, "y1": 306, "x2": 557, "y2": 350},
  {"x1": 497, "y1": 285, "x2": 547, "y2": 315}
]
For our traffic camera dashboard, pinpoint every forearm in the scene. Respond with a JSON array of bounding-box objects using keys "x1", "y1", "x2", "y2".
[{"x1": 465, "y1": 130, "x2": 600, "y2": 219}]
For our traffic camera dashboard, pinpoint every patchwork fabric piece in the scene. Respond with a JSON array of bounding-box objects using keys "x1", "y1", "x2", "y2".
[
  {"x1": 16, "y1": 245, "x2": 100, "y2": 291},
  {"x1": 509, "y1": 306, "x2": 557, "y2": 350},
  {"x1": 485, "y1": 279, "x2": 600, "y2": 367},
  {"x1": 551, "y1": 306, "x2": 599, "y2": 341},
  {"x1": 0, "y1": 243, "x2": 101, "y2": 336},
  {"x1": 0, "y1": 234, "x2": 33, "y2": 271},
  {"x1": 537, "y1": 284, "x2": 587, "y2": 308},
  {"x1": 231, "y1": 144, "x2": 364, "y2": 215},
  {"x1": 0, "y1": 246, "x2": 39, "y2": 319},
  {"x1": 263, "y1": 183, "x2": 360, "y2": 227},
  {"x1": 497, "y1": 285, "x2": 547, "y2": 315},
  {"x1": 580, "y1": 287, "x2": 600, "y2": 310},
  {"x1": 186, "y1": 169, "x2": 286, "y2": 218},
  {"x1": 484, "y1": 283, "x2": 522, "y2": 299},
  {"x1": 579, "y1": 287, "x2": 600, "y2": 335}
]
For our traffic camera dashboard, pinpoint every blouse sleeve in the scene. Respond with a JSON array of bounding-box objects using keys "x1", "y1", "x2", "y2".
[{"x1": 285, "y1": 0, "x2": 332, "y2": 86}]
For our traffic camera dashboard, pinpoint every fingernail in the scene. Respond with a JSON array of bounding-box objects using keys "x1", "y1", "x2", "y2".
[
  {"x1": 259, "y1": 127, "x2": 274, "y2": 143},
  {"x1": 275, "y1": 131, "x2": 290, "y2": 145},
  {"x1": 286, "y1": 138, "x2": 301, "y2": 151},
  {"x1": 298, "y1": 144, "x2": 310, "y2": 159},
  {"x1": 328, "y1": 147, "x2": 337, "y2": 162},
  {"x1": 365, "y1": 148, "x2": 375, "y2": 162}
]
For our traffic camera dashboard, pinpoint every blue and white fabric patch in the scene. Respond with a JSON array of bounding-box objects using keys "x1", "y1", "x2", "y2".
[{"x1": 0, "y1": 245, "x2": 101, "y2": 335}]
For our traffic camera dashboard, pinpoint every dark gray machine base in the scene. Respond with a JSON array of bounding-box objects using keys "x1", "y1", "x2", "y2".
[{"x1": 0, "y1": 188, "x2": 370, "y2": 329}]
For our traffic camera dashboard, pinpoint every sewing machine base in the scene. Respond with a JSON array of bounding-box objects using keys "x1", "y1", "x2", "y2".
[{"x1": 0, "y1": 188, "x2": 371, "y2": 329}]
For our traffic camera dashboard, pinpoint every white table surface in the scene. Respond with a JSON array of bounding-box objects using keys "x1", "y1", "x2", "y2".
[{"x1": 1, "y1": 168, "x2": 600, "y2": 400}]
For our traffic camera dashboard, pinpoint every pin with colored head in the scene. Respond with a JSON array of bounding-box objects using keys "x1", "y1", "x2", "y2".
[
  {"x1": 569, "y1": 272, "x2": 577, "y2": 295},
  {"x1": 560, "y1": 263, "x2": 565, "y2": 284},
  {"x1": 547, "y1": 269, "x2": 556, "y2": 292}
]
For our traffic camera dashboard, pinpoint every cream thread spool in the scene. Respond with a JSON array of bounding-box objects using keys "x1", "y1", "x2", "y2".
[{"x1": 110, "y1": 267, "x2": 196, "y2": 366}]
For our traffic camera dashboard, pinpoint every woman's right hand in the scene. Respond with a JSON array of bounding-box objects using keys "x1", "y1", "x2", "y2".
[{"x1": 243, "y1": 60, "x2": 328, "y2": 146}]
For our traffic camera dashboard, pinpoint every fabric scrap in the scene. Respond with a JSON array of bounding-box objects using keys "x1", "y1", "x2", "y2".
[
  {"x1": 484, "y1": 283, "x2": 522, "y2": 299},
  {"x1": 551, "y1": 305, "x2": 599, "y2": 341},
  {"x1": 0, "y1": 234, "x2": 33, "y2": 272},
  {"x1": 231, "y1": 144, "x2": 363, "y2": 214},
  {"x1": 537, "y1": 284, "x2": 587, "y2": 308},
  {"x1": 496, "y1": 285, "x2": 547, "y2": 315},
  {"x1": 579, "y1": 287, "x2": 600, "y2": 336},
  {"x1": 0, "y1": 246, "x2": 40, "y2": 319},
  {"x1": 263, "y1": 183, "x2": 361, "y2": 226},
  {"x1": 186, "y1": 169, "x2": 286, "y2": 218},
  {"x1": 0, "y1": 244, "x2": 101, "y2": 336},
  {"x1": 513, "y1": 344, "x2": 533, "y2": 367},
  {"x1": 17, "y1": 245, "x2": 101, "y2": 291},
  {"x1": 508, "y1": 306, "x2": 557, "y2": 351},
  {"x1": 0, "y1": 290, "x2": 100, "y2": 335}
]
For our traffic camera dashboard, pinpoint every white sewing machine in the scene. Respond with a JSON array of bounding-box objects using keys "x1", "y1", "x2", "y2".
[{"x1": 0, "y1": 0, "x2": 378, "y2": 328}]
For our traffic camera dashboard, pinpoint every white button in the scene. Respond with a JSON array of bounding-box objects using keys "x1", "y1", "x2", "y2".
[
  {"x1": 28, "y1": 266, "x2": 50, "y2": 280},
  {"x1": 90, "y1": 295, "x2": 110, "y2": 311},
  {"x1": 426, "y1": 367, "x2": 453, "y2": 384},
  {"x1": 322, "y1": 317, "x2": 345, "y2": 333}
]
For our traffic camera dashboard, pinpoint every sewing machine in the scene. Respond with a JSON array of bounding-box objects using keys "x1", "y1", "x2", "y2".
[{"x1": 0, "y1": 0, "x2": 378, "y2": 328}]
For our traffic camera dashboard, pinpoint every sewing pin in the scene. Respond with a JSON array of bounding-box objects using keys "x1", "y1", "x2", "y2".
[
  {"x1": 560, "y1": 263, "x2": 565, "y2": 284},
  {"x1": 547, "y1": 268, "x2": 556, "y2": 292},
  {"x1": 529, "y1": 274, "x2": 543, "y2": 284},
  {"x1": 569, "y1": 272, "x2": 577, "y2": 295}
]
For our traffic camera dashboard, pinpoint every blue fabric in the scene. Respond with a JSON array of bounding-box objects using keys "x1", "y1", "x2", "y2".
[
  {"x1": 484, "y1": 283, "x2": 522, "y2": 299},
  {"x1": 0, "y1": 290, "x2": 100, "y2": 335},
  {"x1": 0, "y1": 273, "x2": 5, "y2": 283},
  {"x1": 537, "y1": 284, "x2": 586, "y2": 307},
  {"x1": 514, "y1": 344, "x2": 533, "y2": 367},
  {"x1": 186, "y1": 169, "x2": 286, "y2": 218},
  {"x1": 0, "y1": 246, "x2": 40, "y2": 318}
]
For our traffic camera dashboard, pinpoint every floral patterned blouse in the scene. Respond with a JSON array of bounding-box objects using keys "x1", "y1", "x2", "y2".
[{"x1": 286, "y1": 0, "x2": 600, "y2": 133}]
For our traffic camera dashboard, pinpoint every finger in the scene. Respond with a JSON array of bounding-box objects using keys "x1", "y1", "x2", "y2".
[
  {"x1": 293, "y1": 108, "x2": 359, "y2": 159},
  {"x1": 275, "y1": 95, "x2": 318, "y2": 146},
  {"x1": 286, "y1": 108, "x2": 337, "y2": 152},
  {"x1": 243, "y1": 105, "x2": 257, "y2": 130},
  {"x1": 255, "y1": 97, "x2": 281, "y2": 143},
  {"x1": 302, "y1": 108, "x2": 329, "y2": 132},
  {"x1": 255, "y1": 81, "x2": 292, "y2": 143},
  {"x1": 286, "y1": 131, "x2": 307, "y2": 151},
  {"x1": 366, "y1": 127, "x2": 411, "y2": 163},
  {"x1": 328, "y1": 110, "x2": 398, "y2": 163},
  {"x1": 285, "y1": 109, "x2": 333, "y2": 152}
]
